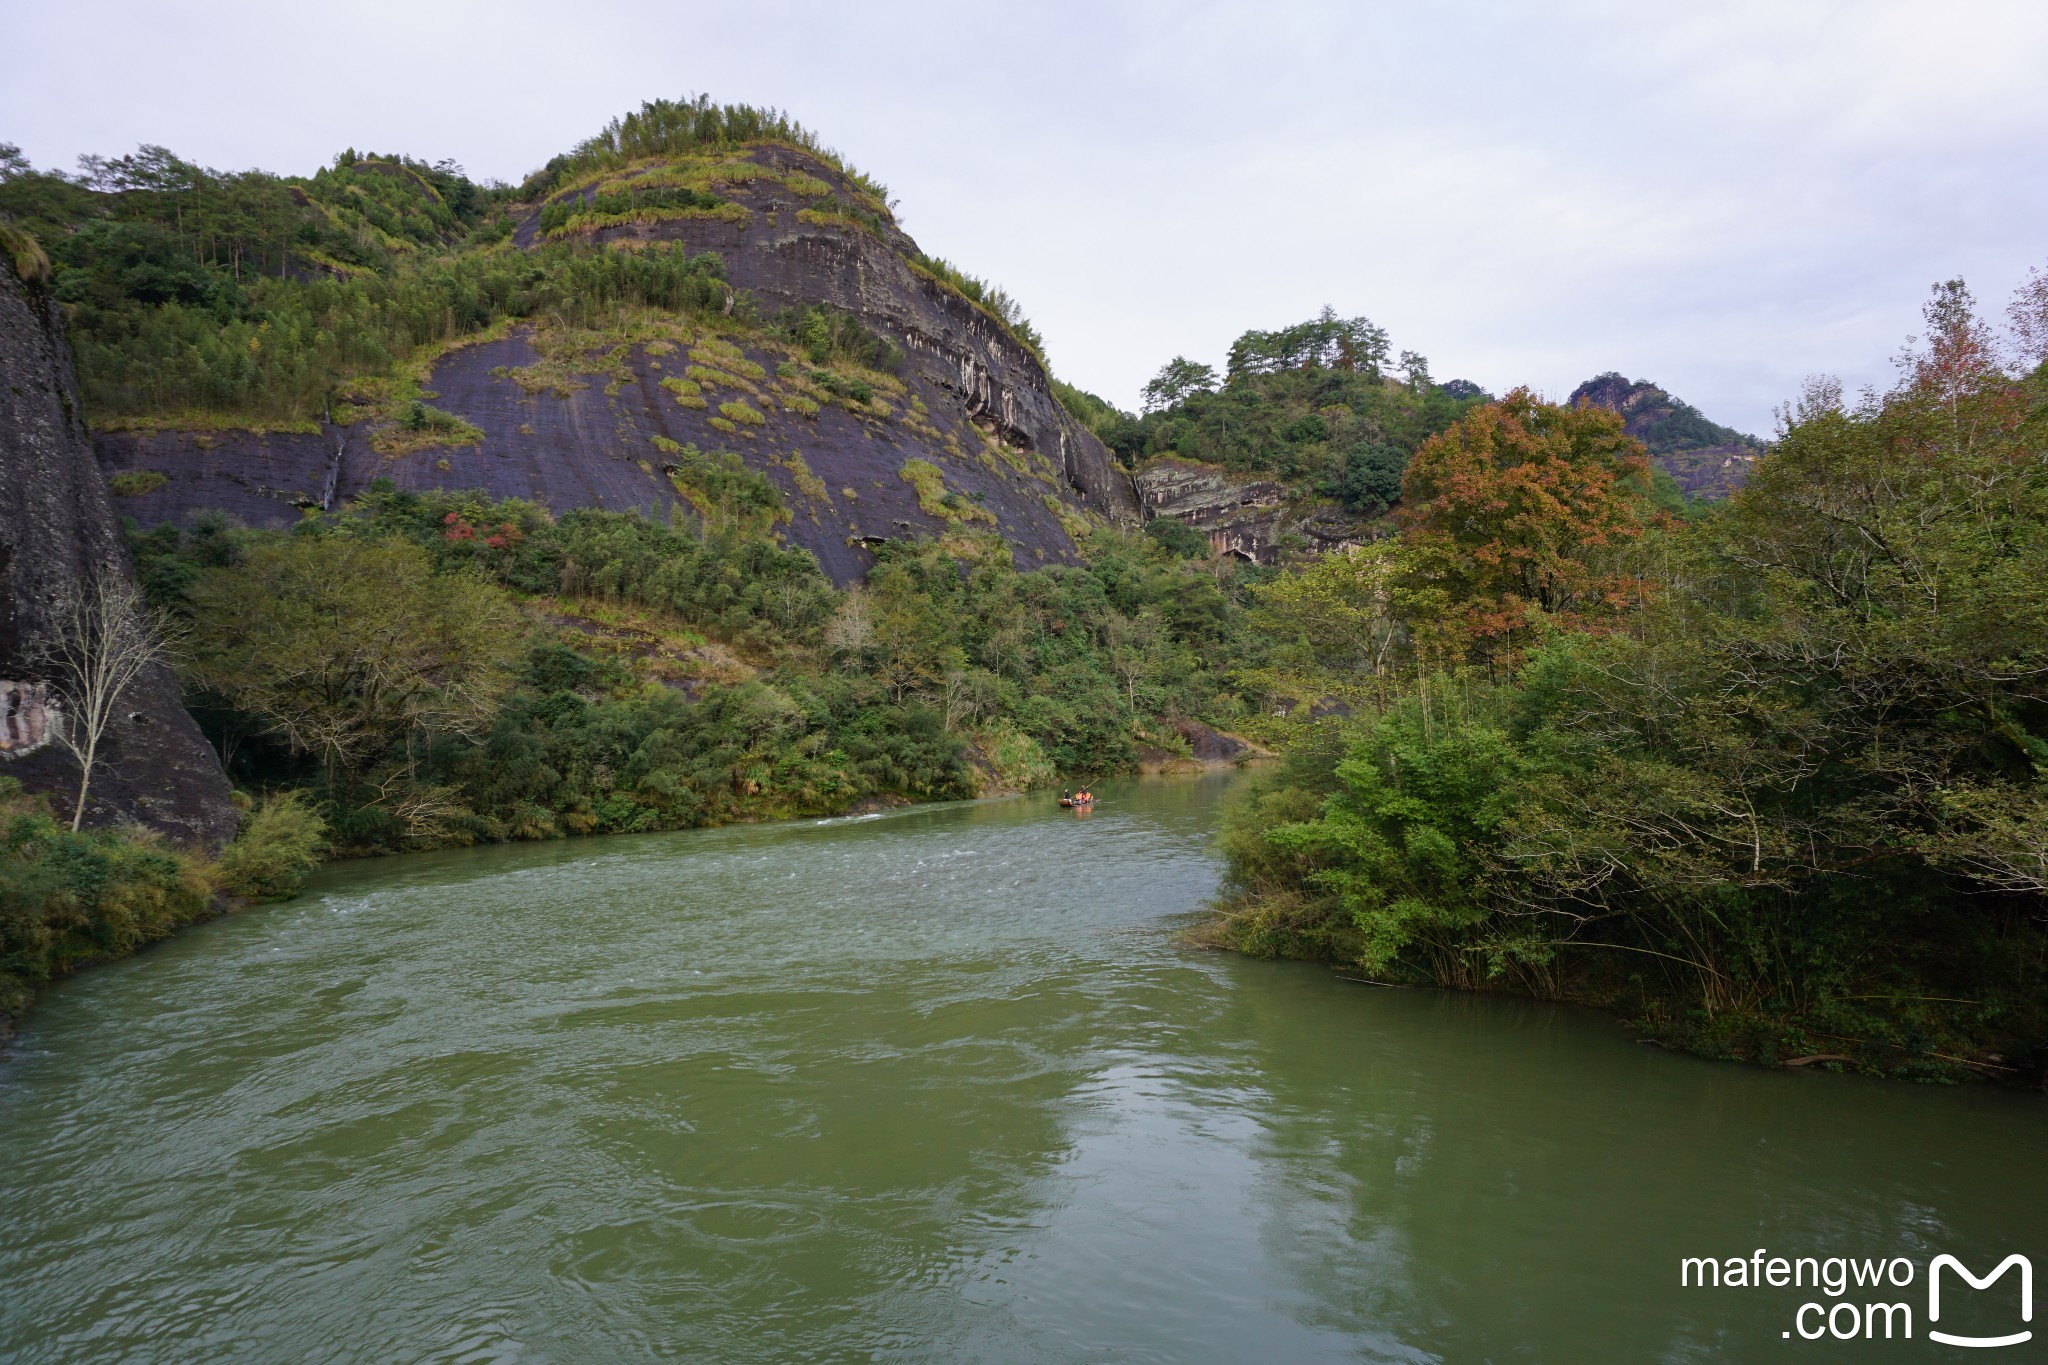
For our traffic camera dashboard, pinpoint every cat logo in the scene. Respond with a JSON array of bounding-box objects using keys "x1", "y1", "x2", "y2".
[{"x1": 1929, "y1": 1254, "x2": 2032, "y2": 1349}]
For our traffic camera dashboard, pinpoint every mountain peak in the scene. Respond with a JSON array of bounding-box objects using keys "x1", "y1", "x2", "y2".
[{"x1": 1569, "y1": 372, "x2": 1761, "y2": 499}]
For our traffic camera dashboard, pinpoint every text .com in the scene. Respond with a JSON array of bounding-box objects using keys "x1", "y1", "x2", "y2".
[{"x1": 1680, "y1": 1250, "x2": 2033, "y2": 1346}]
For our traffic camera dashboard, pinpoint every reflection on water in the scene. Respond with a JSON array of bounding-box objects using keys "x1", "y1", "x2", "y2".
[{"x1": 1, "y1": 772, "x2": 2041, "y2": 1362}]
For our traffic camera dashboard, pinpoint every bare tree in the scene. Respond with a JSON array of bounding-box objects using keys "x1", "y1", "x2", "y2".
[
  {"x1": 823, "y1": 587, "x2": 875, "y2": 660},
  {"x1": 38, "y1": 572, "x2": 166, "y2": 831}
]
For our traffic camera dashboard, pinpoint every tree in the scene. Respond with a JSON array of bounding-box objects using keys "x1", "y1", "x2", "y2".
[
  {"x1": 1398, "y1": 388, "x2": 1664, "y2": 664},
  {"x1": 1246, "y1": 542, "x2": 1413, "y2": 712},
  {"x1": 1335, "y1": 442, "x2": 1408, "y2": 514},
  {"x1": 1226, "y1": 307, "x2": 1390, "y2": 382},
  {"x1": 181, "y1": 535, "x2": 521, "y2": 783},
  {"x1": 822, "y1": 587, "x2": 875, "y2": 661},
  {"x1": 1142, "y1": 356, "x2": 1219, "y2": 412},
  {"x1": 1143, "y1": 517, "x2": 1210, "y2": 559},
  {"x1": 865, "y1": 561, "x2": 965, "y2": 703},
  {"x1": 941, "y1": 668, "x2": 1003, "y2": 732},
  {"x1": 38, "y1": 572, "x2": 168, "y2": 831},
  {"x1": 1104, "y1": 611, "x2": 1166, "y2": 711}
]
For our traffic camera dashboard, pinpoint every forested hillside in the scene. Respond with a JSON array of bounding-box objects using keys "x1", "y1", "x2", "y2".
[
  {"x1": 1211, "y1": 278, "x2": 2048, "y2": 1081},
  {"x1": 1055, "y1": 309, "x2": 1709, "y2": 564}
]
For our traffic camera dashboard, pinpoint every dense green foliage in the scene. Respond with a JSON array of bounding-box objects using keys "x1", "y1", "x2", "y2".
[
  {"x1": 771, "y1": 303, "x2": 905, "y2": 372},
  {"x1": 131, "y1": 476, "x2": 1266, "y2": 857},
  {"x1": 1215, "y1": 281, "x2": 2048, "y2": 1080},
  {"x1": 0, "y1": 778, "x2": 212, "y2": 1019},
  {"x1": 0, "y1": 777, "x2": 328, "y2": 1026},
  {"x1": 211, "y1": 793, "x2": 329, "y2": 903}
]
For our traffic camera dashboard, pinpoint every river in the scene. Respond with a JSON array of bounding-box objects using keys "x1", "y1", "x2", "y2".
[{"x1": 1, "y1": 772, "x2": 2042, "y2": 1361}]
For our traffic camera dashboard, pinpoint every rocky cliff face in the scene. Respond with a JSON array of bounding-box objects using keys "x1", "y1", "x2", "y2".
[
  {"x1": 0, "y1": 266, "x2": 236, "y2": 844},
  {"x1": 1569, "y1": 372, "x2": 1761, "y2": 498},
  {"x1": 1132, "y1": 456, "x2": 1378, "y2": 562},
  {"x1": 95, "y1": 145, "x2": 1140, "y2": 585}
]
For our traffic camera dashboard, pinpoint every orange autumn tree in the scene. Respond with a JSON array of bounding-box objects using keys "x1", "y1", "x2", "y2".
[{"x1": 1397, "y1": 387, "x2": 1665, "y2": 667}]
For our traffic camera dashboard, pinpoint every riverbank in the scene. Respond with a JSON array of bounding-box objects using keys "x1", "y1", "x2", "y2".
[
  {"x1": 0, "y1": 782, "x2": 324, "y2": 1043},
  {"x1": 1201, "y1": 733, "x2": 2048, "y2": 1088}
]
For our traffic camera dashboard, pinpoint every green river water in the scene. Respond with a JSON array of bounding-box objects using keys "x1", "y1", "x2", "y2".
[{"x1": 1, "y1": 772, "x2": 2043, "y2": 1362}]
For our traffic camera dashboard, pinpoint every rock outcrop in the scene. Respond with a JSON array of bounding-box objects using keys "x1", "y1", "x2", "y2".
[
  {"x1": 1132, "y1": 455, "x2": 1377, "y2": 563},
  {"x1": 95, "y1": 145, "x2": 1141, "y2": 585},
  {"x1": 1569, "y1": 372, "x2": 1762, "y2": 499},
  {"x1": 0, "y1": 265, "x2": 236, "y2": 844}
]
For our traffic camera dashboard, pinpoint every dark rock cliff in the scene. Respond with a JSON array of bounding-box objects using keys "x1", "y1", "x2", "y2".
[
  {"x1": 96, "y1": 145, "x2": 1140, "y2": 585},
  {"x1": 1569, "y1": 372, "x2": 1761, "y2": 498},
  {"x1": 0, "y1": 267, "x2": 236, "y2": 844}
]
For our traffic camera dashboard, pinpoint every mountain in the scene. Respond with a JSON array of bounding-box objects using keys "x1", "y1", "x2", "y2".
[
  {"x1": 20, "y1": 105, "x2": 1135, "y2": 585},
  {"x1": 1567, "y1": 372, "x2": 1762, "y2": 498},
  {"x1": 0, "y1": 253, "x2": 235, "y2": 841}
]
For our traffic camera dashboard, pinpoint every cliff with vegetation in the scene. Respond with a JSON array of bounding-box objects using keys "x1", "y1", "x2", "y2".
[
  {"x1": 1083, "y1": 333, "x2": 1762, "y2": 565},
  {"x1": 0, "y1": 104, "x2": 1272, "y2": 868},
  {"x1": 31, "y1": 106, "x2": 1135, "y2": 585},
  {"x1": 1060, "y1": 311, "x2": 1496, "y2": 563},
  {"x1": 0, "y1": 250, "x2": 234, "y2": 843}
]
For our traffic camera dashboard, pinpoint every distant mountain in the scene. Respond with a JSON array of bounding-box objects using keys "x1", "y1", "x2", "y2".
[{"x1": 1569, "y1": 373, "x2": 1762, "y2": 499}]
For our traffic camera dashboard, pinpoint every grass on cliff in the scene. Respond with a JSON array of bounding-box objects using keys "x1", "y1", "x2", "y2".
[
  {"x1": 526, "y1": 95, "x2": 894, "y2": 214},
  {"x1": 908, "y1": 255, "x2": 1047, "y2": 367}
]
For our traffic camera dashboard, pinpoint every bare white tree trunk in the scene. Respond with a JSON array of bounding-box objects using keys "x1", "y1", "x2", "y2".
[{"x1": 38, "y1": 573, "x2": 167, "y2": 832}]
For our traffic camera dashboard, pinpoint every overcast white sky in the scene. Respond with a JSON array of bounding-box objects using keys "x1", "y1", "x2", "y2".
[{"x1": 8, "y1": 0, "x2": 2046, "y2": 433}]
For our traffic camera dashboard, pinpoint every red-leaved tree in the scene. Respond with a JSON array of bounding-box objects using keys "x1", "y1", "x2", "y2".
[{"x1": 1398, "y1": 387, "x2": 1666, "y2": 667}]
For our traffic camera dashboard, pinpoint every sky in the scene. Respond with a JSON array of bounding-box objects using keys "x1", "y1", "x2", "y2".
[{"x1": 8, "y1": 0, "x2": 2047, "y2": 435}]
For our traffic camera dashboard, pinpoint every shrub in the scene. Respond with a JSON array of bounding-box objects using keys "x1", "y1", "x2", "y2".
[
  {"x1": 0, "y1": 777, "x2": 213, "y2": 1017},
  {"x1": 213, "y1": 791, "x2": 329, "y2": 902},
  {"x1": 107, "y1": 469, "x2": 169, "y2": 496},
  {"x1": 661, "y1": 375, "x2": 708, "y2": 409},
  {"x1": 373, "y1": 401, "x2": 484, "y2": 455},
  {"x1": 1, "y1": 217, "x2": 51, "y2": 283},
  {"x1": 900, "y1": 459, "x2": 950, "y2": 518},
  {"x1": 1281, "y1": 414, "x2": 1329, "y2": 444},
  {"x1": 1333, "y1": 442, "x2": 1408, "y2": 514}
]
